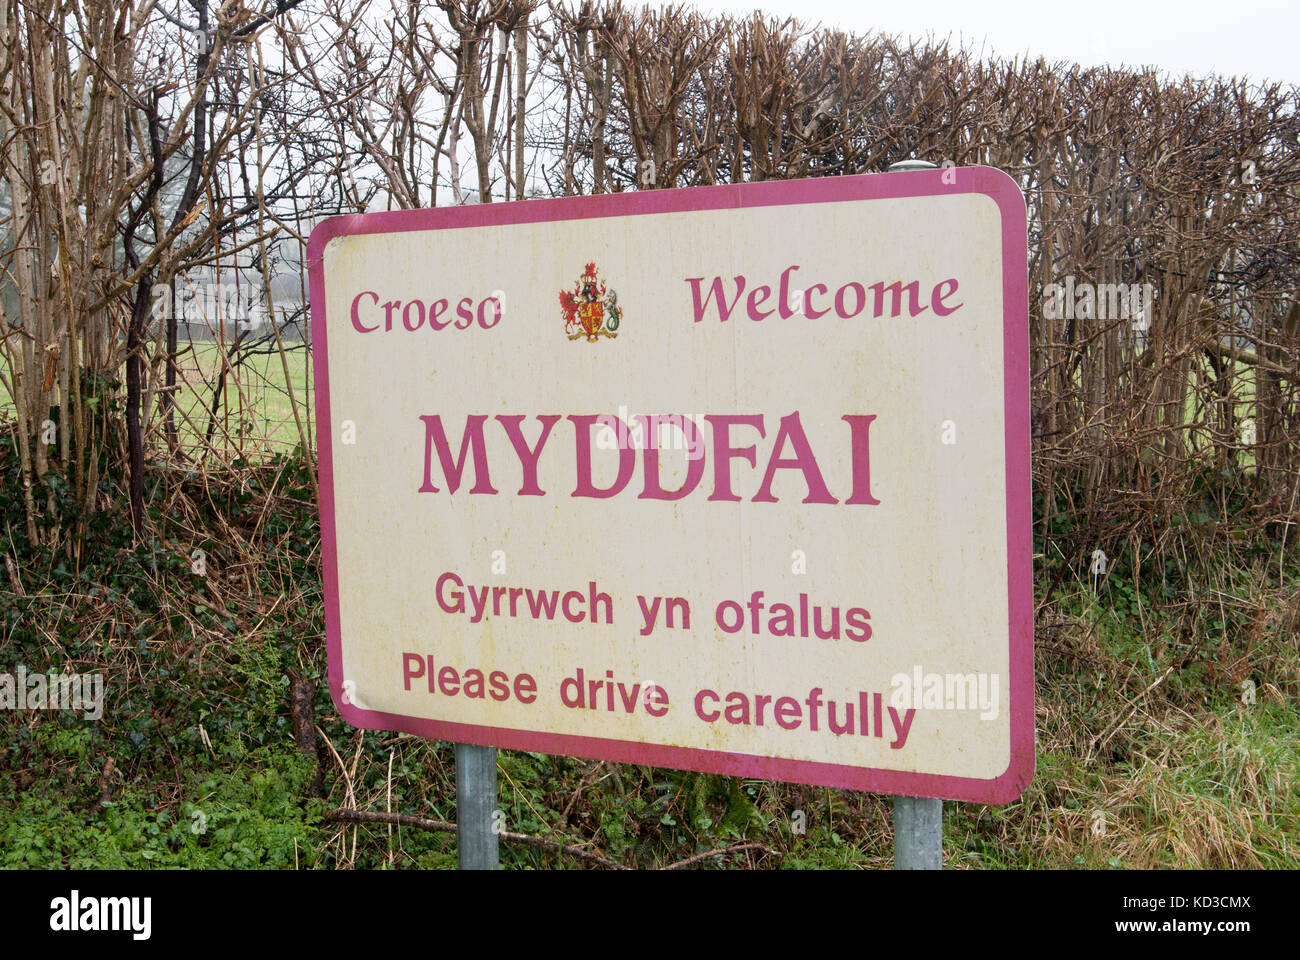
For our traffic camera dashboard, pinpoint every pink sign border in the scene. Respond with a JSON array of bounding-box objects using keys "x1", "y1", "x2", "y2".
[{"x1": 307, "y1": 167, "x2": 1034, "y2": 804}]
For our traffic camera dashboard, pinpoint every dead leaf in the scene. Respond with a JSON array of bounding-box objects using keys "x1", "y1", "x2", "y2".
[{"x1": 42, "y1": 347, "x2": 57, "y2": 390}]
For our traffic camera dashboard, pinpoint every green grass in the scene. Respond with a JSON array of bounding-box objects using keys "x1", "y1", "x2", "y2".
[
  {"x1": 0, "y1": 748, "x2": 323, "y2": 869},
  {"x1": 169, "y1": 340, "x2": 314, "y2": 455},
  {"x1": 0, "y1": 339, "x2": 314, "y2": 456}
]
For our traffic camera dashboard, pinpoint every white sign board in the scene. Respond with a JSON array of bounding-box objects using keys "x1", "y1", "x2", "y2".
[{"x1": 310, "y1": 168, "x2": 1034, "y2": 802}]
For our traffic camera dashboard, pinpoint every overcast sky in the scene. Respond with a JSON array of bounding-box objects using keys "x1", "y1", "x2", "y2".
[{"x1": 685, "y1": 0, "x2": 1297, "y2": 86}]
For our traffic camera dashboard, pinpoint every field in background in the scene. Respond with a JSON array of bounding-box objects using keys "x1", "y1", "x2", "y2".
[
  {"x1": 170, "y1": 341, "x2": 314, "y2": 457},
  {"x1": 0, "y1": 339, "x2": 314, "y2": 458}
]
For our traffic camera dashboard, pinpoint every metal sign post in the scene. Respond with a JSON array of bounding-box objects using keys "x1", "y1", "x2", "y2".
[
  {"x1": 455, "y1": 743, "x2": 498, "y2": 869},
  {"x1": 888, "y1": 158, "x2": 943, "y2": 871},
  {"x1": 893, "y1": 794, "x2": 943, "y2": 869}
]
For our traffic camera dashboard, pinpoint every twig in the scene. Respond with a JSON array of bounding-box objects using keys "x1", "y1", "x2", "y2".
[
  {"x1": 1086, "y1": 665, "x2": 1175, "y2": 764},
  {"x1": 4, "y1": 553, "x2": 22, "y2": 595},
  {"x1": 322, "y1": 807, "x2": 630, "y2": 869},
  {"x1": 662, "y1": 842, "x2": 779, "y2": 870}
]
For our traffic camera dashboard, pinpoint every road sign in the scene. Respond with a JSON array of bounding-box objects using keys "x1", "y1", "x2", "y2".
[{"x1": 309, "y1": 166, "x2": 1033, "y2": 803}]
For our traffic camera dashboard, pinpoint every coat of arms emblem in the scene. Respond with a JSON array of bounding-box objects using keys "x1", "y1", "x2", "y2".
[{"x1": 560, "y1": 262, "x2": 621, "y2": 342}]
